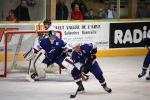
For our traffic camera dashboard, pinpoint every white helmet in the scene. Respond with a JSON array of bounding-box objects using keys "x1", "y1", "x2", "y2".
[{"x1": 71, "y1": 42, "x2": 81, "y2": 49}]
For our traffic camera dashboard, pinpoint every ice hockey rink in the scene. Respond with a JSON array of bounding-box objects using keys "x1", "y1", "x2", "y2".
[{"x1": 0, "y1": 56, "x2": 150, "y2": 100}]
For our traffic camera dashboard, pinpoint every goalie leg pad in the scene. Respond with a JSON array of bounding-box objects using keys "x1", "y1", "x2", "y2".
[
  {"x1": 33, "y1": 49, "x2": 47, "y2": 80},
  {"x1": 35, "y1": 63, "x2": 47, "y2": 80},
  {"x1": 24, "y1": 48, "x2": 36, "y2": 61}
]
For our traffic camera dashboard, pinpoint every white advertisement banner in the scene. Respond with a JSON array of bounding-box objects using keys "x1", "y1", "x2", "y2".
[{"x1": 54, "y1": 22, "x2": 110, "y2": 50}]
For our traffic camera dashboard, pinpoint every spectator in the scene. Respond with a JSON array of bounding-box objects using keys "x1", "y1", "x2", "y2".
[
  {"x1": 86, "y1": 9, "x2": 96, "y2": 20},
  {"x1": 56, "y1": 0, "x2": 68, "y2": 20},
  {"x1": 96, "y1": 0, "x2": 104, "y2": 3},
  {"x1": 71, "y1": 0, "x2": 88, "y2": 19},
  {"x1": 15, "y1": 0, "x2": 30, "y2": 21},
  {"x1": 96, "y1": 9, "x2": 105, "y2": 19},
  {"x1": 103, "y1": 2, "x2": 117, "y2": 19},
  {"x1": 0, "y1": 11, "x2": 5, "y2": 21},
  {"x1": 136, "y1": 0, "x2": 150, "y2": 18},
  {"x1": 71, "y1": 4, "x2": 83, "y2": 20},
  {"x1": 6, "y1": 9, "x2": 17, "y2": 21}
]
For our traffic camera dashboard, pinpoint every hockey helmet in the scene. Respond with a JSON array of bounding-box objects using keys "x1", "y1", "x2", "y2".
[
  {"x1": 43, "y1": 19, "x2": 51, "y2": 25},
  {"x1": 49, "y1": 30, "x2": 55, "y2": 36},
  {"x1": 71, "y1": 42, "x2": 81, "y2": 53},
  {"x1": 48, "y1": 30, "x2": 56, "y2": 40},
  {"x1": 72, "y1": 42, "x2": 80, "y2": 48}
]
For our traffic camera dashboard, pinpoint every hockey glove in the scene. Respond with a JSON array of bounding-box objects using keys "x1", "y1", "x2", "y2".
[
  {"x1": 143, "y1": 38, "x2": 150, "y2": 49},
  {"x1": 90, "y1": 48, "x2": 97, "y2": 54},
  {"x1": 81, "y1": 65, "x2": 90, "y2": 74}
]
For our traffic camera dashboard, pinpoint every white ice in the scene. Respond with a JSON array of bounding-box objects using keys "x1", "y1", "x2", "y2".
[{"x1": 0, "y1": 56, "x2": 150, "y2": 100}]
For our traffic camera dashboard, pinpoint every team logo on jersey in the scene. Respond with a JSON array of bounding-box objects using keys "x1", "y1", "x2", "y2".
[
  {"x1": 77, "y1": 55, "x2": 80, "y2": 59},
  {"x1": 48, "y1": 49, "x2": 55, "y2": 54},
  {"x1": 56, "y1": 42, "x2": 59, "y2": 45},
  {"x1": 82, "y1": 50, "x2": 86, "y2": 54}
]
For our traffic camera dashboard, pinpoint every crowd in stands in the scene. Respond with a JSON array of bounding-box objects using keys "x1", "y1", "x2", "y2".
[
  {"x1": 56, "y1": 0, "x2": 119, "y2": 20},
  {"x1": 56, "y1": 0, "x2": 68, "y2": 20},
  {"x1": 56, "y1": 0, "x2": 150, "y2": 20},
  {"x1": 6, "y1": 9, "x2": 17, "y2": 21},
  {"x1": 2, "y1": 0, "x2": 150, "y2": 21},
  {"x1": 136, "y1": 0, "x2": 150, "y2": 18},
  {"x1": 6, "y1": 0, "x2": 30, "y2": 21}
]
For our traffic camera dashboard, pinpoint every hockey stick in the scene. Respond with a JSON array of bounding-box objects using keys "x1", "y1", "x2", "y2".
[{"x1": 28, "y1": 59, "x2": 32, "y2": 74}]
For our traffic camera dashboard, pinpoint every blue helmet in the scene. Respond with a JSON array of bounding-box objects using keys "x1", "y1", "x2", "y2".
[
  {"x1": 43, "y1": 19, "x2": 51, "y2": 25},
  {"x1": 48, "y1": 30, "x2": 55, "y2": 36}
]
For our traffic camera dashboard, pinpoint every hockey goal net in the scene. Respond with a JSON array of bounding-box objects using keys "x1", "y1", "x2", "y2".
[{"x1": 0, "y1": 30, "x2": 63, "y2": 77}]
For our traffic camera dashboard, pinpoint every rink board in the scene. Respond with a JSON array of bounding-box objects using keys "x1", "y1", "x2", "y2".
[
  {"x1": 0, "y1": 48, "x2": 148, "y2": 61},
  {"x1": 0, "y1": 20, "x2": 150, "y2": 62}
]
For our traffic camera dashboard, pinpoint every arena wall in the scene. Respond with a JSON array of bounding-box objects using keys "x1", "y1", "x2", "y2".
[{"x1": 0, "y1": 20, "x2": 149, "y2": 62}]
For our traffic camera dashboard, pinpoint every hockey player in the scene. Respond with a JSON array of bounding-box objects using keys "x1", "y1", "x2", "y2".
[
  {"x1": 24, "y1": 19, "x2": 53, "y2": 82},
  {"x1": 43, "y1": 18, "x2": 56, "y2": 31},
  {"x1": 24, "y1": 19, "x2": 53, "y2": 69},
  {"x1": 33, "y1": 19, "x2": 55, "y2": 52},
  {"x1": 24, "y1": 30, "x2": 71, "y2": 81},
  {"x1": 25, "y1": 19, "x2": 55, "y2": 60},
  {"x1": 43, "y1": 19, "x2": 51, "y2": 30},
  {"x1": 138, "y1": 37, "x2": 150, "y2": 80},
  {"x1": 70, "y1": 43, "x2": 112, "y2": 98}
]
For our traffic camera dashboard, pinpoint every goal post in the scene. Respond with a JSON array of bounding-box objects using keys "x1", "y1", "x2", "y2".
[{"x1": 0, "y1": 30, "x2": 62, "y2": 77}]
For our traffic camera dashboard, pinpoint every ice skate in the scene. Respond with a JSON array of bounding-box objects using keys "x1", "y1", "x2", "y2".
[
  {"x1": 138, "y1": 70, "x2": 146, "y2": 78},
  {"x1": 31, "y1": 72, "x2": 39, "y2": 81},
  {"x1": 103, "y1": 85, "x2": 112, "y2": 93},
  {"x1": 146, "y1": 73, "x2": 150, "y2": 80}
]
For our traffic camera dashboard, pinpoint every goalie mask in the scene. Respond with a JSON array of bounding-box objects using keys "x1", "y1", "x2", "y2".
[{"x1": 48, "y1": 30, "x2": 56, "y2": 42}]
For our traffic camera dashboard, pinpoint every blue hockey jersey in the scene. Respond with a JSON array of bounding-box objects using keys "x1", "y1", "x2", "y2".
[
  {"x1": 40, "y1": 37, "x2": 66, "y2": 61},
  {"x1": 72, "y1": 43, "x2": 97, "y2": 64}
]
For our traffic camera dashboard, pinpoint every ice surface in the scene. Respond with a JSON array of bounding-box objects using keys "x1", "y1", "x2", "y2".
[{"x1": 0, "y1": 56, "x2": 150, "y2": 100}]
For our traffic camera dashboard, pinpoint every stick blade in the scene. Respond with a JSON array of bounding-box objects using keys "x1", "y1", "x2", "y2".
[{"x1": 70, "y1": 94, "x2": 76, "y2": 98}]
